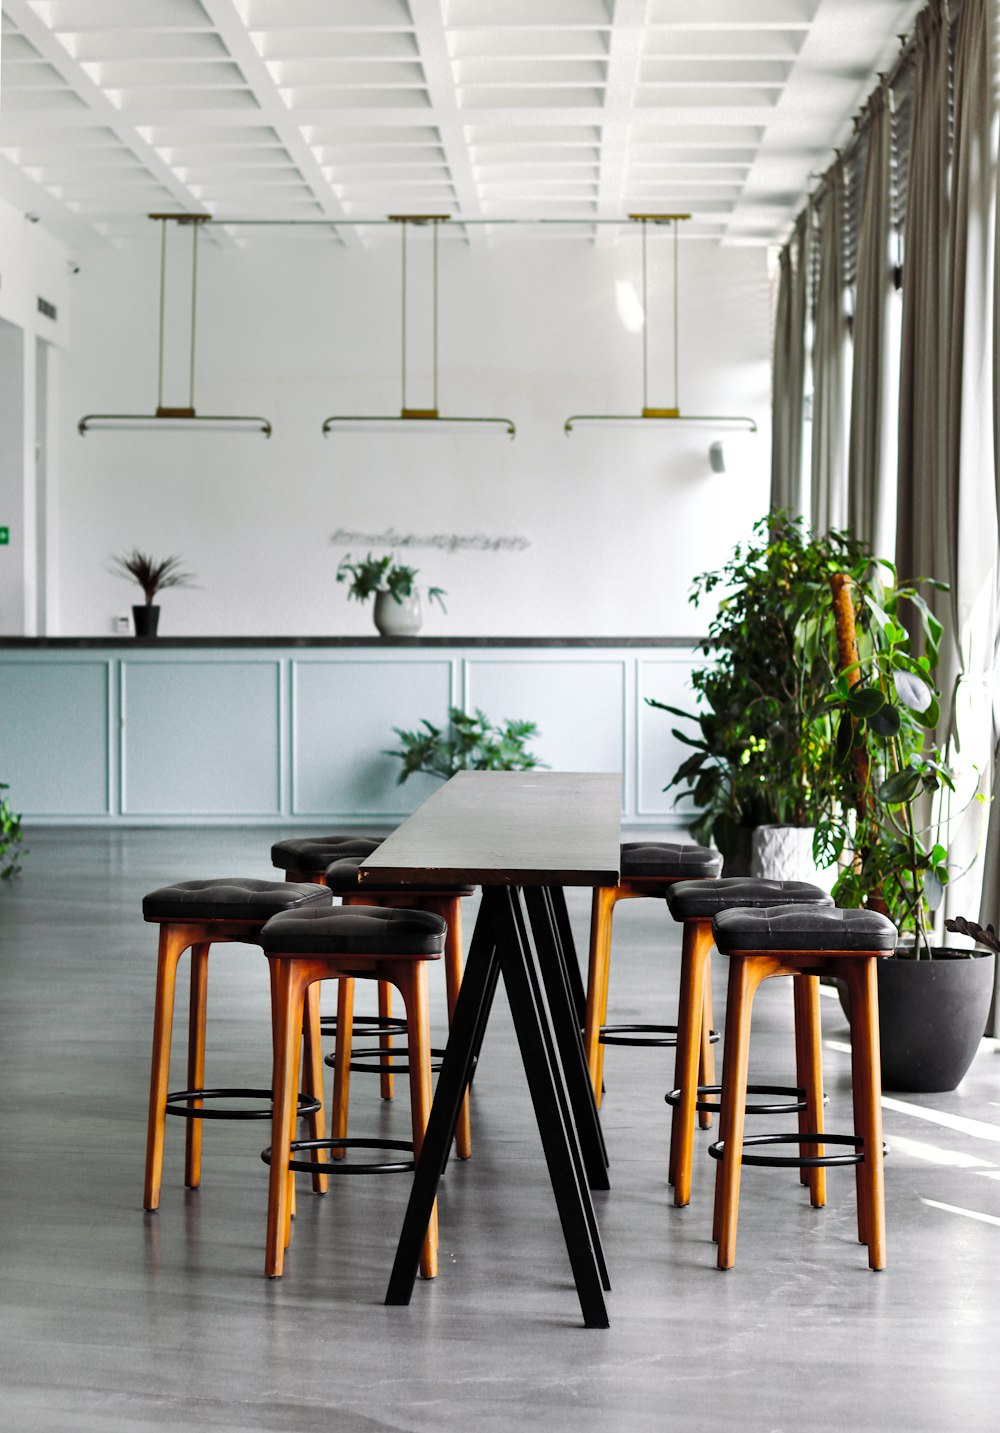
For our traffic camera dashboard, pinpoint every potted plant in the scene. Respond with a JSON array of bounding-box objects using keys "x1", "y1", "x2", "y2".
[
  {"x1": 819, "y1": 561, "x2": 994, "y2": 1092},
  {"x1": 386, "y1": 706, "x2": 545, "y2": 783},
  {"x1": 109, "y1": 549, "x2": 196, "y2": 637},
  {"x1": 336, "y1": 552, "x2": 446, "y2": 638},
  {"x1": 0, "y1": 782, "x2": 26, "y2": 879},
  {"x1": 647, "y1": 512, "x2": 867, "y2": 878}
]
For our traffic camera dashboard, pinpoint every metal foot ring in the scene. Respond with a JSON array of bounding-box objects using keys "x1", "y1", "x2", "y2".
[
  {"x1": 665, "y1": 1083, "x2": 830, "y2": 1116},
  {"x1": 598, "y1": 1022, "x2": 721, "y2": 1049},
  {"x1": 320, "y1": 1014, "x2": 407, "y2": 1039},
  {"x1": 261, "y1": 1136, "x2": 415, "y2": 1175},
  {"x1": 323, "y1": 1044, "x2": 446, "y2": 1076},
  {"x1": 164, "y1": 1087, "x2": 321, "y2": 1121},
  {"x1": 707, "y1": 1131, "x2": 889, "y2": 1169}
]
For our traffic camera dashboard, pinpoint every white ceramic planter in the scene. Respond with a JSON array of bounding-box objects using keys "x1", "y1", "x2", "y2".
[
  {"x1": 749, "y1": 823, "x2": 837, "y2": 891},
  {"x1": 373, "y1": 590, "x2": 423, "y2": 637}
]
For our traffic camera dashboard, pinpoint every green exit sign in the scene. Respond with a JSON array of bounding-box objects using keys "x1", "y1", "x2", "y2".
[{"x1": 0, "y1": 527, "x2": 9, "y2": 545}]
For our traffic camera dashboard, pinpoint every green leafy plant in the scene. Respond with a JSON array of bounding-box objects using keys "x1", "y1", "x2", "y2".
[
  {"x1": 109, "y1": 549, "x2": 196, "y2": 605},
  {"x1": 336, "y1": 552, "x2": 446, "y2": 611},
  {"x1": 647, "y1": 513, "x2": 868, "y2": 860},
  {"x1": 816, "y1": 562, "x2": 956, "y2": 960},
  {"x1": 386, "y1": 706, "x2": 545, "y2": 784},
  {"x1": 0, "y1": 783, "x2": 26, "y2": 879}
]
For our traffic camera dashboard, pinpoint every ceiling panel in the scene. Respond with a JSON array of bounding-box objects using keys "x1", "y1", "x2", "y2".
[{"x1": 0, "y1": 0, "x2": 923, "y2": 247}]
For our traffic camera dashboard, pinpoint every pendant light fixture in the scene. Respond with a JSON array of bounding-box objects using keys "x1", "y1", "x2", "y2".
[
  {"x1": 564, "y1": 215, "x2": 757, "y2": 434},
  {"x1": 78, "y1": 214, "x2": 272, "y2": 437},
  {"x1": 322, "y1": 215, "x2": 515, "y2": 439}
]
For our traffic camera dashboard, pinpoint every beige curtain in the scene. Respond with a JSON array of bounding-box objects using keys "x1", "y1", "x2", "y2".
[
  {"x1": 810, "y1": 164, "x2": 850, "y2": 534},
  {"x1": 940, "y1": 0, "x2": 999, "y2": 940},
  {"x1": 770, "y1": 214, "x2": 809, "y2": 516},
  {"x1": 847, "y1": 83, "x2": 896, "y2": 559}
]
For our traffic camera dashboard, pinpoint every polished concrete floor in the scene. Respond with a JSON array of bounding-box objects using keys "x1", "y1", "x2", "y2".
[{"x1": 1, "y1": 827, "x2": 999, "y2": 1432}]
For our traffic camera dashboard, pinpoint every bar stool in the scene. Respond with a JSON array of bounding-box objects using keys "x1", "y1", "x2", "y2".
[
  {"x1": 142, "y1": 878, "x2": 333, "y2": 1212},
  {"x1": 259, "y1": 903, "x2": 446, "y2": 1281},
  {"x1": 272, "y1": 834, "x2": 403, "y2": 1100},
  {"x1": 663, "y1": 877, "x2": 833, "y2": 1207},
  {"x1": 325, "y1": 855, "x2": 475, "y2": 1160},
  {"x1": 583, "y1": 840, "x2": 723, "y2": 1107},
  {"x1": 710, "y1": 903, "x2": 896, "y2": 1270}
]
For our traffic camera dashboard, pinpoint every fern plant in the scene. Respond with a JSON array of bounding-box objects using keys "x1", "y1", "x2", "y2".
[
  {"x1": 0, "y1": 783, "x2": 26, "y2": 879},
  {"x1": 386, "y1": 707, "x2": 544, "y2": 784}
]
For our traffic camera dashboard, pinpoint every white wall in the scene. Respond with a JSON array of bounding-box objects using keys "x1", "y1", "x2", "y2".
[
  {"x1": 57, "y1": 230, "x2": 771, "y2": 637},
  {"x1": 0, "y1": 197, "x2": 68, "y2": 635}
]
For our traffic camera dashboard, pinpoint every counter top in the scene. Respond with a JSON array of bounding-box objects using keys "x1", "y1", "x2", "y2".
[{"x1": 1, "y1": 635, "x2": 705, "y2": 650}]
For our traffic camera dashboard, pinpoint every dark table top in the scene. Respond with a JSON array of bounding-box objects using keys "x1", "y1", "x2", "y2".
[{"x1": 359, "y1": 770, "x2": 622, "y2": 888}]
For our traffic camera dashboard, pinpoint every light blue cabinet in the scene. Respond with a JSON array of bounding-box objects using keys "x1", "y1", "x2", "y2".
[{"x1": 0, "y1": 642, "x2": 699, "y2": 827}]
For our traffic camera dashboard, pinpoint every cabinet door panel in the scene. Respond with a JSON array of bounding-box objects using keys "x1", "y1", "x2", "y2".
[
  {"x1": 122, "y1": 661, "x2": 280, "y2": 816},
  {"x1": 292, "y1": 660, "x2": 452, "y2": 817},
  {"x1": 0, "y1": 660, "x2": 109, "y2": 815},
  {"x1": 637, "y1": 657, "x2": 700, "y2": 819}
]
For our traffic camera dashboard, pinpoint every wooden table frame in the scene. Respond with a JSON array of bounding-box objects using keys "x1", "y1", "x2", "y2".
[{"x1": 360, "y1": 771, "x2": 620, "y2": 1328}]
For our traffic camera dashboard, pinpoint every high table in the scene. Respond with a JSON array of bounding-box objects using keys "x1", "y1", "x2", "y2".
[{"x1": 360, "y1": 769, "x2": 620, "y2": 1328}]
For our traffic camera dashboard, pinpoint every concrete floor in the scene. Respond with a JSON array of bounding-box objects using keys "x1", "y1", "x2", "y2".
[{"x1": 1, "y1": 827, "x2": 998, "y2": 1432}]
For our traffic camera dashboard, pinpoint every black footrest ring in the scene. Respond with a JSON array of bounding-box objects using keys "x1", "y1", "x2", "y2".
[
  {"x1": 665, "y1": 1083, "x2": 830, "y2": 1116},
  {"x1": 261, "y1": 1136, "x2": 415, "y2": 1176},
  {"x1": 707, "y1": 1132, "x2": 888, "y2": 1169},
  {"x1": 320, "y1": 1013, "x2": 407, "y2": 1039},
  {"x1": 164, "y1": 1087, "x2": 321, "y2": 1121},
  {"x1": 598, "y1": 1022, "x2": 721, "y2": 1049},
  {"x1": 323, "y1": 1045, "x2": 446, "y2": 1076}
]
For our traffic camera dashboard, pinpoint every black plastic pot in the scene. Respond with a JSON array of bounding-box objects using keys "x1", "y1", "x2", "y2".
[
  {"x1": 132, "y1": 604, "x2": 160, "y2": 637},
  {"x1": 838, "y1": 950, "x2": 995, "y2": 1093}
]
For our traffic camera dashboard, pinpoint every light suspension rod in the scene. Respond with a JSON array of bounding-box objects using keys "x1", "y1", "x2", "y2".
[{"x1": 79, "y1": 214, "x2": 272, "y2": 437}]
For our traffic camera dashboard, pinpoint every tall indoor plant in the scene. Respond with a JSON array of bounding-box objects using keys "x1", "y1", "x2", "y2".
[
  {"x1": 648, "y1": 512, "x2": 867, "y2": 876},
  {"x1": 819, "y1": 560, "x2": 994, "y2": 1091}
]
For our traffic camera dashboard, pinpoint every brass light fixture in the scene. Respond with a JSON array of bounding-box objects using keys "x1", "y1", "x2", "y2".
[
  {"x1": 564, "y1": 215, "x2": 757, "y2": 435},
  {"x1": 322, "y1": 215, "x2": 515, "y2": 439},
  {"x1": 78, "y1": 214, "x2": 272, "y2": 437}
]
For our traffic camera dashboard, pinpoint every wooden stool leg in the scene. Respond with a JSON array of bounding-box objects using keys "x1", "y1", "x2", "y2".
[
  {"x1": 330, "y1": 976, "x2": 355, "y2": 1161},
  {"x1": 846, "y1": 957, "x2": 886, "y2": 1270},
  {"x1": 583, "y1": 885, "x2": 616, "y2": 1103},
  {"x1": 265, "y1": 958, "x2": 309, "y2": 1278},
  {"x1": 794, "y1": 975, "x2": 826, "y2": 1208},
  {"x1": 183, "y1": 941, "x2": 210, "y2": 1190},
  {"x1": 668, "y1": 920, "x2": 712, "y2": 1204},
  {"x1": 302, "y1": 983, "x2": 328, "y2": 1195},
  {"x1": 378, "y1": 982, "x2": 395, "y2": 1100},
  {"x1": 144, "y1": 925, "x2": 190, "y2": 1210},
  {"x1": 715, "y1": 957, "x2": 764, "y2": 1269},
  {"x1": 698, "y1": 951, "x2": 716, "y2": 1131},
  {"x1": 439, "y1": 896, "x2": 472, "y2": 1160},
  {"x1": 392, "y1": 961, "x2": 439, "y2": 1280}
]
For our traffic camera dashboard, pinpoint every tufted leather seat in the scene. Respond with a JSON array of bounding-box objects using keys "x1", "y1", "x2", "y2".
[
  {"x1": 324, "y1": 855, "x2": 475, "y2": 897},
  {"x1": 143, "y1": 878, "x2": 332, "y2": 923},
  {"x1": 262, "y1": 903, "x2": 446, "y2": 958},
  {"x1": 713, "y1": 904, "x2": 897, "y2": 953},
  {"x1": 270, "y1": 834, "x2": 384, "y2": 875},
  {"x1": 666, "y1": 877, "x2": 832, "y2": 922},
  {"x1": 620, "y1": 840, "x2": 723, "y2": 879}
]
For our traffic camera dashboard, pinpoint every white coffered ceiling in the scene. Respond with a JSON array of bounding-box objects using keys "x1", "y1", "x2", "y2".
[{"x1": 0, "y1": 0, "x2": 922, "y2": 247}]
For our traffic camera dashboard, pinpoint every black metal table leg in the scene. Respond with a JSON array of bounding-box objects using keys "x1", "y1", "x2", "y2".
[
  {"x1": 495, "y1": 889, "x2": 609, "y2": 1326},
  {"x1": 528, "y1": 887, "x2": 610, "y2": 1184},
  {"x1": 385, "y1": 903, "x2": 501, "y2": 1308},
  {"x1": 547, "y1": 885, "x2": 589, "y2": 1026}
]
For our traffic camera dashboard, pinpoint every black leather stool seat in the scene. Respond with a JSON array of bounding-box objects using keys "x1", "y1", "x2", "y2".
[
  {"x1": 270, "y1": 834, "x2": 383, "y2": 874},
  {"x1": 620, "y1": 840, "x2": 722, "y2": 880},
  {"x1": 324, "y1": 855, "x2": 475, "y2": 897},
  {"x1": 262, "y1": 904, "x2": 446, "y2": 957},
  {"x1": 713, "y1": 904, "x2": 898, "y2": 953},
  {"x1": 143, "y1": 878, "x2": 333, "y2": 923},
  {"x1": 666, "y1": 877, "x2": 833, "y2": 921}
]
